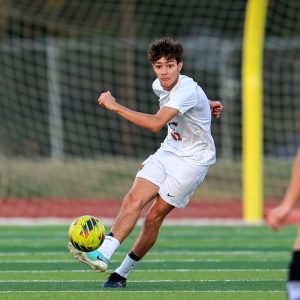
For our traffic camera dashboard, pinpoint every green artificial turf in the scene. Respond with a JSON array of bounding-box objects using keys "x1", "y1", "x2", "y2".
[{"x1": 0, "y1": 224, "x2": 295, "y2": 299}]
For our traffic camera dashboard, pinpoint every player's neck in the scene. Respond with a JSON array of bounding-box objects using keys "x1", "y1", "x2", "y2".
[{"x1": 163, "y1": 74, "x2": 180, "y2": 91}]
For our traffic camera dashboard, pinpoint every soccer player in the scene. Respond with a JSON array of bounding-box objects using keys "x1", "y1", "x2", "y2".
[
  {"x1": 68, "y1": 37, "x2": 223, "y2": 288},
  {"x1": 267, "y1": 148, "x2": 300, "y2": 300}
]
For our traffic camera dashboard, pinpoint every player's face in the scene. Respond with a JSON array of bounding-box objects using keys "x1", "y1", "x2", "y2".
[{"x1": 152, "y1": 57, "x2": 183, "y2": 91}]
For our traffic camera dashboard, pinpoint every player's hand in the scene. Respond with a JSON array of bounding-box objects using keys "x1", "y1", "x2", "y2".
[
  {"x1": 266, "y1": 204, "x2": 291, "y2": 231},
  {"x1": 209, "y1": 100, "x2": 223, "y2": 119},
  {"x1": 98, "y1": 91, "x2": 118, "y2": 111}
]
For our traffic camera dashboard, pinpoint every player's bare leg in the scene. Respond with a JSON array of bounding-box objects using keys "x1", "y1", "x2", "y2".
[
  {"x1": 131, "y1": 196, "x2": 175, "y2": 258},
  {"x1": 103, "y1": 196, "x2": 174, "y2": 288},
  {"x1": 68, "y1": 177, "x2": 159, "y2": 273},
  {"x1": 110, "y1": 177, "x2": 160, "y2": 243}
]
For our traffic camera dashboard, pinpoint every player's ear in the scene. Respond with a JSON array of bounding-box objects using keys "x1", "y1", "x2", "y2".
[{"x1": 178, "y1": 62, "x2": 183, "y2": 72}]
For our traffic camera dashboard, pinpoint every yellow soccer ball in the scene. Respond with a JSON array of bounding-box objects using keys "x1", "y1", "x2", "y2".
[{"x1": 69, "y1": 215, "x2": 105, "y2": 252}]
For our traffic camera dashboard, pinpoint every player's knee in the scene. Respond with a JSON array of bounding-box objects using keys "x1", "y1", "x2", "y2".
[{"x1": 122, "y1": 192, "x2": 143, "y2": 212}]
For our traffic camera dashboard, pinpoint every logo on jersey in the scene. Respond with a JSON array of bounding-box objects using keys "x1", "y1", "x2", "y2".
[
  {"x1": 167, "y1": 193, "x2": 175, "y2": 197},
  {"x1": 168, "y1": 122, "x2": 182, "y2": 141}
]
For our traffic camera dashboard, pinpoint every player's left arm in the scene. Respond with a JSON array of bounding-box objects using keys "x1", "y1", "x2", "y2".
[
  {"x1": 209, "y1": 100, "x2": 223, "y2": 118},
  {"x1": 98, "y1": 91, "x2": 178, "y2": 133}
]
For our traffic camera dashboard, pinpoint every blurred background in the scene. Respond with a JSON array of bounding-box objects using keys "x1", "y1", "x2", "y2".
[{"x1": 0, "y1": 0, "x2": 299, "y2": 220}]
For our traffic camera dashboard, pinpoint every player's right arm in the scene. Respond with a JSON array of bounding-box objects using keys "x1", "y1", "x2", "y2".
[
  {"x1": 267, "y1": 148, "x2": 300, "y2": 230},
  {"x1": 98, "y1": 91, "x2": 178, "y2": 133}
]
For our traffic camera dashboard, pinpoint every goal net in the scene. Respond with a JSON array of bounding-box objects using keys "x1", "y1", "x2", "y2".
[
  {"x1": 0, "y1": 0, "x2": 299, "y2": 220},
  {"x1": 263, "y1": 1, "x2": 300, "y2": 199}
]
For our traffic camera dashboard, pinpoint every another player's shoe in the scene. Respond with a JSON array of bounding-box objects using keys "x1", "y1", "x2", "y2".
[
  {"x1": 67, "y1": 242, "x2": 109, "y2": 272},
  {"x1": 103, "y1": 272, "x2": 127, "y2": 288}
]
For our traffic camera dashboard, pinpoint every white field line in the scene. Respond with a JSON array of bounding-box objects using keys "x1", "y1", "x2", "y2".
[
  {"x1": 0, "y1": 290, "x2": 285, "y2": 293},
  {"x1": 0, "y1": 258, "x2": 285, "y2": 263},
  {"x1": 0, "y1": 217, "x2": 262, "y2": 226},
  {"x1": 0, "y1": 269, "x2": 288, "y2": 273},
  {"x1": 0, "y1": 251, "x2": 290, "y2": 256},
  {"x1": 0, "y1": 279, "x2": 285, "y2": 283}
]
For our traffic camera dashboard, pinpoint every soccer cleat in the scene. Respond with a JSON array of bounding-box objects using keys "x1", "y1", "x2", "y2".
[
  {"x1": 67, "y1": 242, "x2": 109, "y2": 272},
  {"x1": 102, "y1": 272, "x2": 127, "y2": 288}
]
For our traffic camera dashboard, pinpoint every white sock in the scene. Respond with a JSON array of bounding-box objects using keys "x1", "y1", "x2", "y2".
[
  {"x1": 115, "y1": 254, "x2": 140, "y2": 278},
  {"x1": 97, "y1": 235, "x2": 120, "y2": 260},
  {"x1": 288, "y1": 281, "x2": 300, "y2": 300}
]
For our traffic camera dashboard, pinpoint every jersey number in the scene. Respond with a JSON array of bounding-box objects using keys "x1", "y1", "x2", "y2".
[{"x1": 168, "y1": 122, "x2": 182, "y2": 141}]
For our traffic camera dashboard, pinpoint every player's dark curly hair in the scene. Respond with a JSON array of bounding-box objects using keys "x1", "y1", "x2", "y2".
[{"x1": 147, "y1": 37, "x2": 184, "y2": 64}]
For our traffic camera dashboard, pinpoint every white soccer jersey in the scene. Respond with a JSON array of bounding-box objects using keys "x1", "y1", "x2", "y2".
[{"x1": 152, "y1": 74, "x2": 216, "y2": 165}]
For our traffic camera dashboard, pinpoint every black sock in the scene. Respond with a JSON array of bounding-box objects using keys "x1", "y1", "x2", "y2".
[
  {"x1": 128, "y1": 251, "x2": 141, "y2": 261},
  {"x1": 107, "y1": 231, "x2": 114, "y2": 237},
  {"x1": 289, "y1": 251, "x2": 300, "y2": 281}
]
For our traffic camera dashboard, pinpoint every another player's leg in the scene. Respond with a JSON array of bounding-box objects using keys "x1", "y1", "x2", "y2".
[
  {"x1": 68, "y1": 178, "x2": 159, "y2": 272},
  {"x1": 287, "y1": 229, "x2": 300, "y2": 300},
  {"x1": 103, "y1": 196, "x2": 174, "y2": 288}
]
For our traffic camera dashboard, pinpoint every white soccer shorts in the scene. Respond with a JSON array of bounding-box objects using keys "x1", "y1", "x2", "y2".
[{"x1": 136, "y1": 149, "x2": 209, "y2": 208}]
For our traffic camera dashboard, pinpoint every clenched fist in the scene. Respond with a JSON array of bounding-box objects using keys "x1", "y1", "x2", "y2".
[{"x1": 98, "y1": 91, "x2": 118, "y2": 111}]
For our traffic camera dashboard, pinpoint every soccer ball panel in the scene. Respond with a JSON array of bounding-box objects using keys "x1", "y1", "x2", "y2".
[{"x1": 69, "y1": 215, "x2": 105, "y2": 252}]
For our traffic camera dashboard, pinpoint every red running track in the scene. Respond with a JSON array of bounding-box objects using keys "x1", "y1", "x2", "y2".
[{"x1": 0, "y1": 198, "x2": 299, "y2": 223}]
